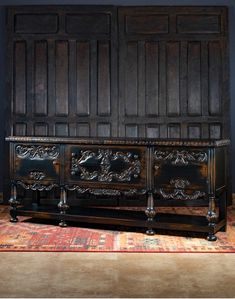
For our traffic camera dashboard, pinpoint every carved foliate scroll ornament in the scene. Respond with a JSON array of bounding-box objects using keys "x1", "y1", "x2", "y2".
[
  {"x1": 157, "y1": 178, "x2": 205, "y2": 200},
  {"x1": 154, "y1": 150, "x2": 207, "y2": 165},
  {"x1": 123, "y1": 189, "x2": 146, "y2": 196},
  {"x1": 16, "y1": 145, "x2": 59, "y2": 160},
  {"x1": 64, "y1": 185, "x2": 146, "y2": 196},
  {"x1": 71, "y1": 149, "x2": 141, "y2": 182},
  {"x1": 17, "y1": 181, "x2": 57, "y2": 191},
  {"x1": 158, "y1": 188, "x2": 206, "y2": 200},
  {"x1": 170, "y1": 178, "x2": 190, "y2": 189}
]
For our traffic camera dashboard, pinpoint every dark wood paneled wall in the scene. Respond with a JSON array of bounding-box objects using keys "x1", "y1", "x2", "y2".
[
  {"x1": 7, "y1": 6, "x2": 118, "y2": 138},
  {"x1": 7, "y1": 6, "x2": 229, "y2": 141},
  {"x1": 4, "y1": 5, "x2": 230, "y2": 204},
  {"x1": 118, "y1": 6, "x2": 229, "y2": 139}
]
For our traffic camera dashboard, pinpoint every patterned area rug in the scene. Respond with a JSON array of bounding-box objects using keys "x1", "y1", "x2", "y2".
[{"x1": 1, "y1": 205, "x2": 235, "y2": 252}]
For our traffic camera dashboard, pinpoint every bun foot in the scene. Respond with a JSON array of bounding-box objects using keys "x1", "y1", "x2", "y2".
[
  {"x1": 59, "y1": 220, "x2": 67, "y2": 227},
  {"x1": 207, "y1": 233, "x2": 217, "y2": 241},
  {"x1": 146, "y1": 229, "x2": 155, "y2": 235},
  {"x1": 10, "y1": 217, "x2": 18, "y2": 223}
]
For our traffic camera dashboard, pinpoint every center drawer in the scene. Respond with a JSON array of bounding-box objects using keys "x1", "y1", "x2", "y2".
[{"x1": 65, "y1": 145, "x2": 147, "y2": 190}]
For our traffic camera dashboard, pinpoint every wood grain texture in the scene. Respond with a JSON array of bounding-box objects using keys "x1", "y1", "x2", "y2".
[
  {"x1": 76, "y1": 41, "x2": 90, "y2": 116},
  {"x1": 8, "y1": 5, "x2": 229, "y2": 140},
  {"x1": 34, "y1": 41, "x2": 48, "y2": 116},
  {"x1": 118, "y1": 6, "x2": 228, "y2": 139},
  {"x1": 209, "y1": 41, "x2": 221, "y2": 116},
  {"x1": 6, "y1": 6, "x2": 230, "y2": 201},
  {"x1": 125, "y1": 42, "x2": 138, "y2": 116},
  {"x1": 14, "y1": 13, "x2": 58, "y2": 33},
  {"x1": 34, "y1": 123, "x2": 48, "y2": 136},
  {"x1": 98, "y1": 41, "x2": 111, "y2": 116},
  {"x1": 14, "y1": 41, "x2": 26, "y2": 116},
  {"x1": 166, "y1": 42, "x2": 180, "y2": 117},
  {"x1": 6, "y1": 136, "x2": 229, "y2": 239},
  {"x1": 188, "y1": 42, "x2": 201, "y2": 116},
  {"x1": 55, "y1": 41, "x2": 69, "y2": 116},
  {"x1": 145, "y1": 42, "x2": 159, "y2": 116}
]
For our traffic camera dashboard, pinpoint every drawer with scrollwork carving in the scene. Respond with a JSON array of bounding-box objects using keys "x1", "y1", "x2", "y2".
[
  {"x1": 13, "y1": 143, "x2": 61, "y2": 189},
  {"x1": 65, "y1": 145, "x2": 147, "y2": 190},
  {"x1": 5, "y1": 136, "x2": 230, "y2": 241},
  {"x1": 153, "y1": 148, "x2": 208, "y2": 200}
]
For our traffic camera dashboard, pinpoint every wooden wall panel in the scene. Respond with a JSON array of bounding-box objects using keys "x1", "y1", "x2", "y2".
[
  {"x1": 5, "y1": 5, "x2": 230, "y2": 203},
  {"x1": 76, "y1": 41, "x2": 90, "y2": 116},
  {"x1": 210, "y1": 123, "x2": 222, "y2": 139},
  {"x1": 145, "y1": 42, "x2": 159, "y2": 117},
  {"x1": 188, "y1": 124, "x2": 201, "y2": 139},
  {"x1": 125, "y1": 124, "x2": 138, "y2": 138},
  {"x1": 34, "y1": 123, "x2": 48, "y2": 136},
  {"x1": 166, "y1": 42, "x2": 180, "y2": 117},
  {"x1": 8, "y1": 6, "x2": 117, "y2": 140},
  {"x1": 14, "y1": 41, "x2": 26, "y2": 116},
  {"x1": 125, "y1": 15, "x2": 169, "y2": 34},
  {"x1": 177, "y1": 14, "x2": 221, "y2": 34},
  {"x1": 14, "y1": 123, "x2": 27, "y2": 136},
  {"x1": 146, "y1": 125, "x2": 160, "y2": 138},
  {"x1": 118, "y1": 6, "x2": 229, "y2": 140},
  {"x1": 97, "y1": 123, "x2": 111, "y2": 137},
  {"x1": 98, "y1": 41, "x2": 111, "y2": 116},
  {"x1": 209, "y1": 41, "x2": 221, "y2": 116},
  {"x1": 77, "y1": 123, "x2": 90, "y2": 137},
  {"x1": 8, "y1": 6, "x2": 228, "y2": 141},
  {"x1": 55, "y1": 123, "x2": 69, "y2": 136},
  {"x1": 66, "y1": 13, "x2": 110, "y2": 34},
  {"x1": 55, "y1": 41, "x2": 69, "y2": 116},
  {"x1": 125, "y1": 42, "x2": 138, "y2": 116},
  {"x1": 188, "y1": 42, "x2": 201, "y2": 116},
  {"x1": 168, "y1": 124, "x2": 181, "y2": 138},
  {"x1": 34, "y1": 41, "x2": 48, "y2": 116},
  {"x1": 15, "y1": 13, "x2": 58, "y2": 33}
]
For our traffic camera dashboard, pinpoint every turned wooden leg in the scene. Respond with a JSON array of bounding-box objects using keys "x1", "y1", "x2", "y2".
[
  {"x1": 9, "y1": 183, "x2": 19, "y2": 223},
  {"x1": 145, "y1": 191, "x2": 156, "y2": 235},
  {"x1": 207, "y1": 195, "x2": 218, "y2": 241},
  {"x1": 58, "y1": 187, "x2": 69, "y2": 227}
]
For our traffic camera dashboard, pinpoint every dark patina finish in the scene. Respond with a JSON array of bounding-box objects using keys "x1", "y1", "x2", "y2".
[{"x1": 6, "y1": 136, "x2": 229, "y2": 241}]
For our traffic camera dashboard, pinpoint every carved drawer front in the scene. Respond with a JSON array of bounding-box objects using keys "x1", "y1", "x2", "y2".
[
  {"x1": 65, "y1": 145, "x2": 146, "y2": 189},
  {"x1": 13, "y1": 143, "x2": 60, "y2": 183},
  {"x1": 153, "y1": 147, "x2": 208, "y2": 200}
]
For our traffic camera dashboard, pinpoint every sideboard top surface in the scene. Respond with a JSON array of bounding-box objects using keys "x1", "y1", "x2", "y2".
[{"x1": 5, "y1": 136, "x2": 230, "y2": 147}]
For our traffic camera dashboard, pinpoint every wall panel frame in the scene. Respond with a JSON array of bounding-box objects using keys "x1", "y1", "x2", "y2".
[{"x1": 5, "y1": 5, "x2": 230, "y2": 203}]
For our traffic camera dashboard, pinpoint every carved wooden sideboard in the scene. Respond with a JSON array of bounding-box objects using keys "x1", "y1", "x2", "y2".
[{"x1": 6, "y1": 136, "x2": 230, "y2": 241}]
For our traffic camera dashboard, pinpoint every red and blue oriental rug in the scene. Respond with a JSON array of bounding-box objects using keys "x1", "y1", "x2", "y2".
[{"x1": 0, "y1": 205, "x2": 235, "y2": 252}]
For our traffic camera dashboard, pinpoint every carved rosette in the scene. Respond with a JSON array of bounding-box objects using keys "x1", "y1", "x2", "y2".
[
  {"x1": 16, "y1": 145, "x2": 59, "y2": 160},
  {"x1": 170, "y1": 179, "x2": 190, "y2": 189},
  {"x1": 29, "y1": 171, "x2": 46, "y2": 181},
  {"x1": 70, "y1": 149, "x2": 141, "y2": 182},
  {"x1": 154, "y1": 150, "x2": 207, "y2": 165}
]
